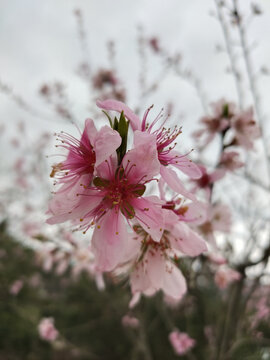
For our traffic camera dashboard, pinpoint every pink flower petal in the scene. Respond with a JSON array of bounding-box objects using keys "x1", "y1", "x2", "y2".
[
  {"x1": 96, "y1": 99, "x2": 141, "y2": 131},
  {"x1": 129, "y1": 292, "x2": 141, "y2": 308},
  {"x1": 91, "y1": 210, "x2": 129, "y2": 272},
  {"x1": 131, "y1": 196, "x2": 164, "y2": 242},
  {"x1": 130, "y1": 262, "x2": 152, "y2": 294},
  {"x1": 178, "y1": 201, "x2": 207, "y2": 225},
  {"x1": 47, "y1": 180, "x2": 102, "y2": 225},
  {"x1": 160, "y1": 166, "x2": 197, "y2": 201},
  {"x1": 170, "y1": 151, "x2": 202, "y2": 179},
  {"x1": 96, "y1": 154, "x2": 118, "y2": 180},
  {"x1": 169, "y1": 222, "x2": 208, "y2": 256},
  {"x1": 145, "y1": 249, "x2": 166, "y2": 289},
  {"x1": 122, "y1": 131, "x2": 160, "y2": 183},
  {"x1": 162, "y1": 262, "x2": 187, "y2": 299},
  {"x1": 84, "y1": 118, "x2": 97, "y2": 145},
  {"x1": 94, "y1": 125, "x2": 121, "y2": 166},
  {"x1": 209, "y1": 168, "x2": 226, "y2": 182}
]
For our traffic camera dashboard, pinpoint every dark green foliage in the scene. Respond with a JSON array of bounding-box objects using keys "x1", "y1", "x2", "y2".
[{"x1": 0, "y1": 221, "x2": 270, "y2": 360}]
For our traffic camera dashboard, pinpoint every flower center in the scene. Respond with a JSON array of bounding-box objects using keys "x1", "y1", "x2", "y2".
[
  {"x1": 93, "y1": 168, "x2": 146, "y2": 219},
  {"x1": 197, "y1": 173, "x2": 210, "y2": 188}
]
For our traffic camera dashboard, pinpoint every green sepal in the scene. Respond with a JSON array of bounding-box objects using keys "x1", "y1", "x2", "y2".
[
  {"x1": 102, "y1": 110, "x2": 113, "y2": 128},
  {"x1": 223, "y1": 103, "x2": 229, "y2": 118},
  {"x1": 113, "y1": 111, "x2": 129, "y2": 165}
]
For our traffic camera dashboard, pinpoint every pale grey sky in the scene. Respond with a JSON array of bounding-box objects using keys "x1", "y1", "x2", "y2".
[
  {"x1": 1, "y1": 0, "x2": 270, "y2": 269},
  {"x1": 0, "y1": 0, "x2": 269, "y2": 154}
]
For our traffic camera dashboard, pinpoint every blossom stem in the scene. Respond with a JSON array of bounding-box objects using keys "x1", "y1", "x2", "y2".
[
  {"x1": 215, "y1": 278, "x2": 244, "y2": 360},
  {"x1": 214, "y1": 0, "x2": 244, "y2": 109},
  {"x1": 232, "y1": 0, "x2": 270, "y2": 185}
]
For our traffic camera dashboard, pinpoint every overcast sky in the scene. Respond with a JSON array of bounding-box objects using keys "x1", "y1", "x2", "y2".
[{"x1": 0, "y1": 0, "x2": 270, "y2": 158}]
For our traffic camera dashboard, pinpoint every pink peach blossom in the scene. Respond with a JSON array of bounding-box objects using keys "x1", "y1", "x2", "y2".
[
  {"x1": 96, "y1": 99, "x2": 202, "y2": 200},
  {"x1": 47, "y1": 119, "x2": 121, "y2": 225},
  {"x1": 49, "y1": 131, "x2": 163, "y2": 272},
  {"x1": 130, "y1": 209, "x2": 207, "y2": 302},
  {"x1": 130, "y1": 245, "x2": 187, "y2": 301},
  {"x1": 90, "y1": 133, "x2": 163, "y2": 271}
]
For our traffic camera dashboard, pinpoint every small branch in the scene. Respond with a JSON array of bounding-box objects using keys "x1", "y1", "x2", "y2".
[
  {"x1": 237, "y1": 239, "x2": 270, "y2": 272},
  {"x1": 73, "y1": 8, "x2": 91, "y2": 73},
  {"x1": 214, "y1": 0, "x2": 244, "y2": 109},
  {"x1": 232, "y1": 0, "x2": 270, "y2": 184},
  {"x1": 216, "y1": 278, "x2": 245, "y2": 360},
  {"x1": 173, "y1": 64, "x2": 209, "y2": 114},
  {"x1": 0, "y1": 79, "x2": 51, "y2": 123}
]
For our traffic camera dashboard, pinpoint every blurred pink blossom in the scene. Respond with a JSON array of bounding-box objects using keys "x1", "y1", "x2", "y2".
[
  {"x1": 38, "y1": 317, "x2": 59, "y2": 342},
  {"x1": 92, "y1": 69, "x2": 118, "y2": 89},
  {"x1": 149, "y1": 37, "x2": 160, "y2": 52},
  {"x1": 214, "y1": 266, "x2": 241, "y2": 289},
  {"x1": 22, "y1": 221, "x2": 41, "y2": 237},
  {"x1": 192, "y1": 165, "x2": 225, "y2": 200},
  {"x1": 207, "y1": 253, "x2": 227, "y2": 265},
  {"x1": 219, "y1": 151, "x2": 244, "y2": 171},
  {"x1": 193, "y1": 99, "x2": 235, "y2": 147},
  {"x1": 9, "y1": 279, "x2": 24, "y2": 295},
  {"x1": 198, "y1": 203, "x2": 232, "y2": 245},
  {"x1": 169, "y1": 330, "x2": 195, "y2": 356},
  {"x1": 231, "y1": 107, "x2": 260, "y2": 149}
]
